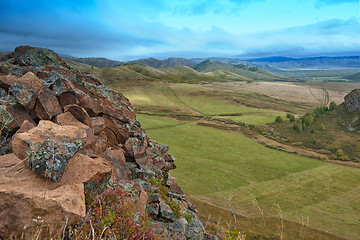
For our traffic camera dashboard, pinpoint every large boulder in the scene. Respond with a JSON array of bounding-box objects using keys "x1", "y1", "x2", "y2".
[
  {"x1": 12, "y1": 120, "x2": 87, "y2": 182},
  {"x1": 0, "y1": 153, "x2": 111, "y2": 238}
]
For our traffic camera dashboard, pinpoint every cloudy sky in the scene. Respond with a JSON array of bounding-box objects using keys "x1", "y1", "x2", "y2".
[{"x1": 0, "y1": 0, "x2": 358, "y2": 60}]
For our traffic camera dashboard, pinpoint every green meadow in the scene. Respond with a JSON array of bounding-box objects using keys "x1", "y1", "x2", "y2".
[
  {"x1": 97, "y1": 73, "x2": 360, "y2": 239},
  {"x1": 124, "y1": 84, "x2": 288, "y2": 124},
  {"x1": 138, "y1": 114, "x2": 360, "y2": 240}
]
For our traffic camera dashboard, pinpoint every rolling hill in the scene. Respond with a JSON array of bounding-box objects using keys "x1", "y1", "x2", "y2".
[
  {"x1": 81, "y1": 63, "x2": 254, "y2": 90},
  {"x1": 194, "y1": 60, "x2": 288, "y2": 81},
  {"x1": 72, "y1": 57, "x2": 122, "y2": 68},
  {"x1": 344, "y1": 72, "x2": 360, "y2": 82},
  {"x1": 128, "y1": 57, "x2": 197, "y2": 68}
]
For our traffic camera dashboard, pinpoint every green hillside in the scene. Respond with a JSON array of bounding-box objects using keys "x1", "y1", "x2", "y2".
[
  {"x1": 81, "y1": 64, "x2": 253, "y2": 91},
  {"x1": 194, "y1": 60, "x2": 288, "y2": 81},
  {"x1": 138, "y1": 114, "x2": 360, "y2": 240},
  {"x1": 344, "y1": 72, "x2": 360, "y2": 82}
]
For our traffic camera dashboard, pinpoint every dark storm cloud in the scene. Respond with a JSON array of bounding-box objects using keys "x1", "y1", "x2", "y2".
[{"x1": 0, "y1": 0, "x2": 164, "y2": 56}]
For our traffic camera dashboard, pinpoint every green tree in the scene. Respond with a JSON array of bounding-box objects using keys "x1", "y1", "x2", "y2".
[
  {"x1": 303, "y1": 114, "x2": 314, "y2": 126},
  {"x1": 275, "y1": 116, "x2": 283, "y2": 123},
  {"x1": 286, "y1": 113, "x2": 295, "y2": 122},
  {"x1": 329, "y1": 101, "x2": 337, "y2": 111}
]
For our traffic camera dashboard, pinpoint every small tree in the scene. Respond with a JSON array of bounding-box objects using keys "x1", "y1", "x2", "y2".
[
  {"x1": 275, "y1": 116, "x2": 283, "y2": 123},
  {"x1": 286, "y1": 113, "x2": 295, "y2": 122},
  {"x1": 329, "y1": 101, "x2": 337, "y2": 111},
  {"x1": 293, "y1": 122, "x2": 302, "y2": 132},
  {"x1": 303, "y1": 115, "x2": 314, "y2": 126}
]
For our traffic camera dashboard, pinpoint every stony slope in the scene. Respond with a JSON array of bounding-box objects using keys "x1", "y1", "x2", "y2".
[{"x1": 0, "y1": 46, "x2": 213, "y2": 239}]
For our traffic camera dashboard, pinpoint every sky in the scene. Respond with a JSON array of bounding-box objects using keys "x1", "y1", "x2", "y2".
[{"x1": 0, "y1": 0, "x2": 359, "y2": 60}]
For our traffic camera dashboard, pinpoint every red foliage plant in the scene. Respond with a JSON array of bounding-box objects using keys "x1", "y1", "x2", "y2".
[{"x1": 66, "y1": 185, "x2": 159, "y2": 240}]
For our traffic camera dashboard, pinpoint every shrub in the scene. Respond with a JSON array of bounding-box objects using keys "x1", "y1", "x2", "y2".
[
  {"x1": 303, "y1": 115, "x2": 314, "y2": 126},
  {"x1": 286, "y1": 113, "x2": 295, "y2": 122},
  {"x1": 66, "y1": 186, "x2": 156, "y2": 239},
  {"x1": 293, "y1": 122, "x2": 302, "y2": 132},
  {"x1": 329, "y1": 101, "x2": 337, "y2": 111},
  {"x1": 275, "y1": 116, "x2": 283, "y2": 123}
]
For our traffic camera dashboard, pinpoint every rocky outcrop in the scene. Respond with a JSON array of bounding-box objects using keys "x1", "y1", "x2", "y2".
[
  {"x1": 0, "y1": 46, "x2": 209, "y2": 239},
  {"x1": 344, "y1": 89, "x2": 360, "y2": 113}
]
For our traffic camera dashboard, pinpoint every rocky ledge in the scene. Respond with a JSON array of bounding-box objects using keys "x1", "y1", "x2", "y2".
[
  {"x1": 0, "y1": 46, "x2": 214, "y2": 239},
  {"x1": 344, "y1": 89, "x2": 360, "y2": 113}
]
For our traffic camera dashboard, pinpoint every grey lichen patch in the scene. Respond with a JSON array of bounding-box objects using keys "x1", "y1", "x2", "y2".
[
  {"x1": 0, "y1": 105, "x2": 14, "y2": 125},
  {"x1": 27, "y1": 138, "x2": 86, "y2": 182},
  {"x1": 9, "y1": 83, "x2": 36, "y2": 107}
]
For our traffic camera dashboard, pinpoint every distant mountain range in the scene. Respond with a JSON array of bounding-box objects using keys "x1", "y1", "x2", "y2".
[
  {"x1": 74, "y1": 57, "x2": 122, "y2": 68},
  {"x1": 65, "y1": 55, "x2": 359, "y2": 71},
  {"x1": 247, "y1": 56, "x2": 359, "y2": 71},
  {"x1": 193, "y1": 60, "x2": 287, "y2": 81},
  {"x1": 127, "y1": 57, "x2": 197, "y2": 68}
]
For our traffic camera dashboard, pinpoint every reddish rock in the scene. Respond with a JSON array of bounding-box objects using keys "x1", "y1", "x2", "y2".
[
  {"x1": 64, "y1": 104, "x2": 93, "y2": 128},
  {"x1": 0, "y1": 154, "x2": 84, "y2": 238},
  {"x1": 56, "y1": 112, "x2": 98, "y2": 152},
  {"x1": 0, "y1": 152, "x2": 112, "y2": 238},
  {"x1": 11, "y1": 45, "x2": 69, "y2": 68},
  {"x1": 35, "y1": 88, "x2": 62, "y2": 120},
  {"x1": 0, "y1": 101, "x2": 35, "y2": 131},
  {"x1": 103, "y1": 115, "x2": 128, "y2": 144},
  {"x1": 105, "y1": 148, "x2": 129, "y2": 180},
  {"x1": 10, "y1": 120, "x2": 35, "y2": 148},
  {"x1": 93, "y1": 136, "x2": 108, "y2": 154},
  {"x1": 12, "y1": 120, "x2": 87, "y2": 182},
  {"x1": 60, "y1": 153, "x2": 112, "y2": 192},
  {"x1": 9, "y1": 72, "x2": 43, "y2": 109},
  {"x1": 91, "y1": 116, "x2": 106, "y2": 135},
  {"x1": 0, "y1": 74, "x2": 18, "y2": 89},
  {"x1": 77, "y1": 93, "x2": 103, "y2": 117},
  {"x1": 103, "y1": 127, "x2": 120, "y2": 147},
  {"x1": 56, "y1": 111, "x2": 82, "y2": 126},
  {"x1": 58, "y1": 92, "x2": 79, "y2": 109}
]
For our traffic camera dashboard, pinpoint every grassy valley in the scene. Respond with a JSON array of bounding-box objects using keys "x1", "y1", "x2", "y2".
[{"x1": 78, "y1": 60, "x2": 360, "y2": 239}]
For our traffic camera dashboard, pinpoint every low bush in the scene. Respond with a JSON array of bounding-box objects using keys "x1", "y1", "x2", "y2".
[{"x1": 66, "y1": 186, "x2": 156, "y2": 239}]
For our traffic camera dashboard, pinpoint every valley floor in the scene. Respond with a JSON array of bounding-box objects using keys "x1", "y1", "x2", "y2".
[{"x1": 102, "y1": 79, "x2": 359, "y2": 240}]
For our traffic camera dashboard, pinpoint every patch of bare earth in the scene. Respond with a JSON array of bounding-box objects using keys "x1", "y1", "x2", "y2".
[{"x1": 207, "y1": 81, "x2": 358, "y2": 106}]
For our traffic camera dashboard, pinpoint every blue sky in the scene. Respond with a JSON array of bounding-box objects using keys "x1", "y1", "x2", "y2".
[{"x1": 0, "y1": 0, "x2": 358, "y2": 60}]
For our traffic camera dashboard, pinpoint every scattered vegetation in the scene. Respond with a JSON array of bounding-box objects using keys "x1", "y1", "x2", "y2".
[
  {"x1": 139, "y1": 114, "x2": 360, "y2": 240},
  {"x1": 66, "y1": 186, "x2": 156, "y2": 239},
  {"x1": 149, "y1": 177, "x2": 181, "y2": 218},
  {"x1": 274, "y1": 116, "x2": 283, "y2": 123}
]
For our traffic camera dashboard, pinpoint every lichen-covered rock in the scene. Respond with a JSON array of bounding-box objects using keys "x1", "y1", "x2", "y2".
[
  {"x1": 9, "y1": 72, "x2": 43, "y2": 109},
  {"x1": 0, "y1": 46, "x2": 213, "y2": 239},
  {"x1": 12, "y1": 120, "x2": 87, "y2": 182},
  {"x1": 64, "y1": 104, "x2": 93, "y2": 128},
  {"x1": 344, "y1": 89, "x2": 360, "y2": 113},
  {"x1": 10, "y1": 45, "x2": 69, "y2": 68},
  {"x1": 0, "y1": 153, "x2": 112, "y2": 238}
]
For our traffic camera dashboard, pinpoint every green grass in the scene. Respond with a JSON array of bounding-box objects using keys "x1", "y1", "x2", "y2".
[
  {"x1": 217, "y1": 111, "x2": 287, "y2": 125},
  {"x1": 125, "y1": 84, "x2": 288, "y2": 124},
  {"x1": 138, "y1": 114, "x2": 360, "y2": 240}
]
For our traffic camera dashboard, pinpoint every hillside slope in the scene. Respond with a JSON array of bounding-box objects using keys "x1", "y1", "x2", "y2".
[
  {"x1": 194, "y1": 60, "x2": 288, "y2": 81},
  {"x1": 128, "y1": 57, "x2": 197, "y2": 68},
  {"x1": 0, "y1": 46, "x2": 211, "y2": 239},
  {"x1": 81, "y1": 63, "x2": 257, "y2": 90}
]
